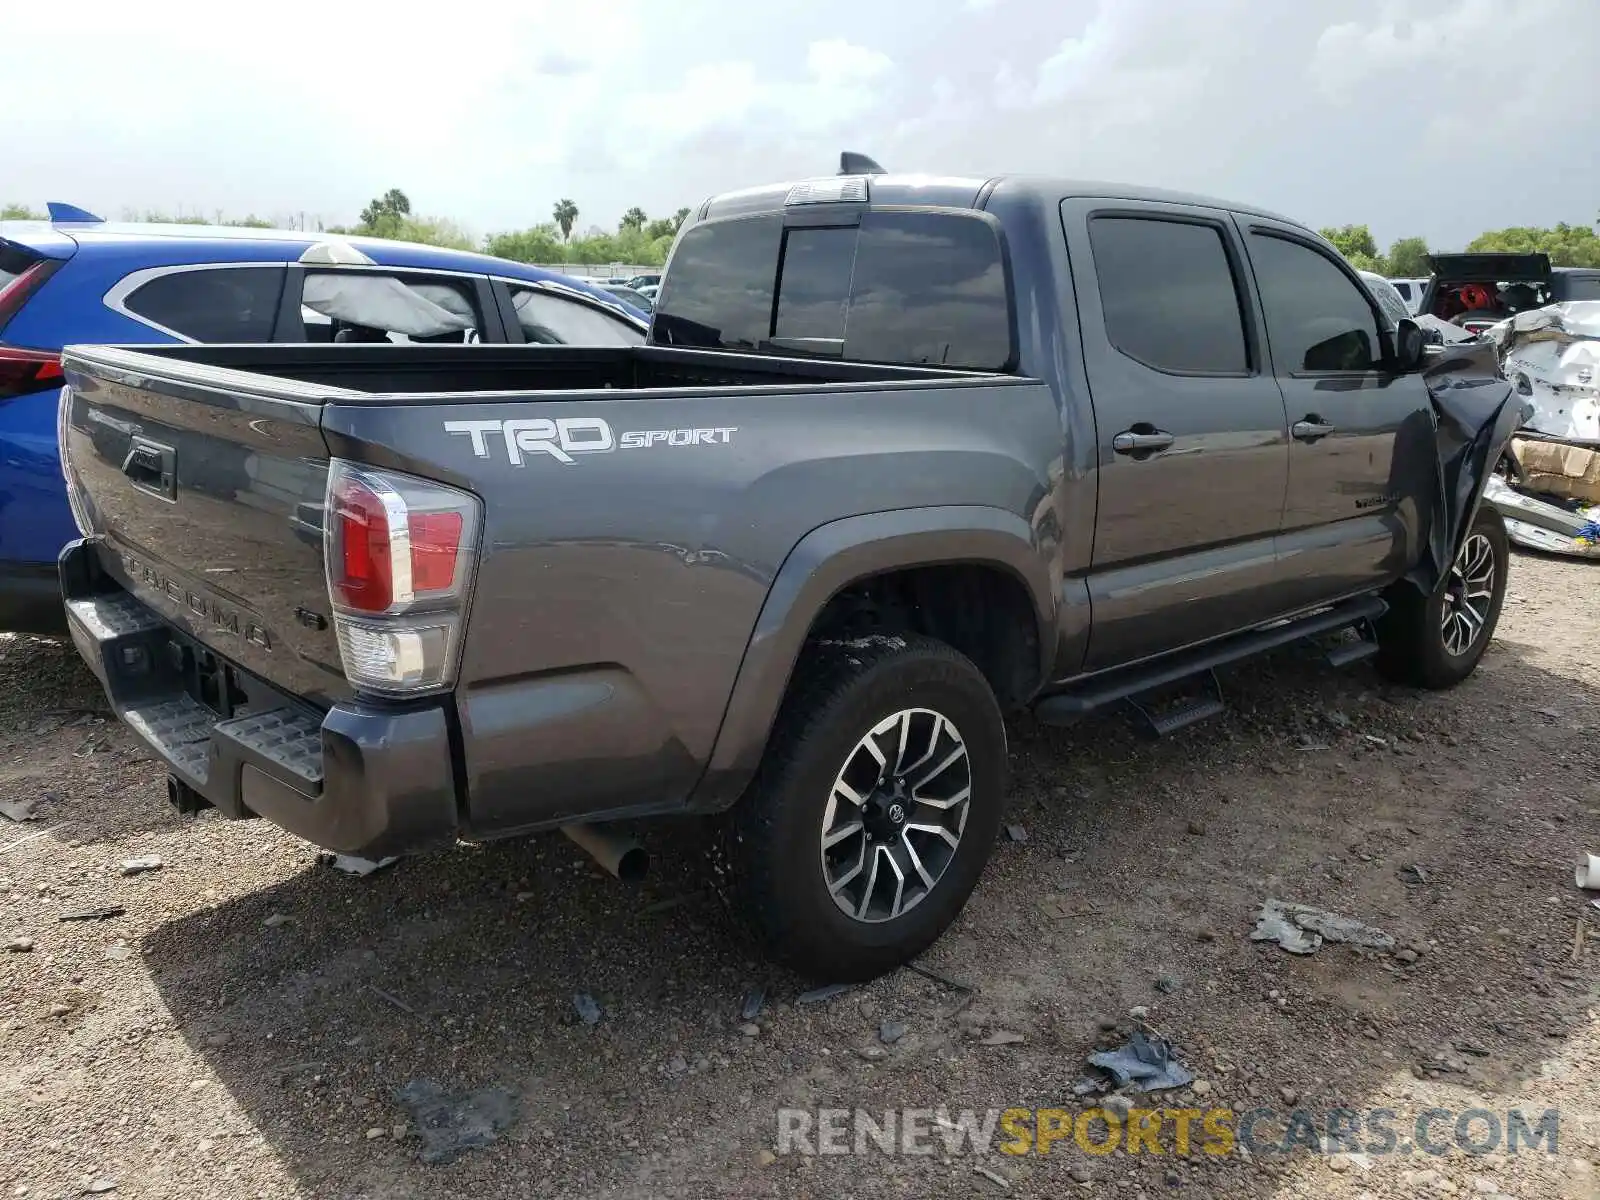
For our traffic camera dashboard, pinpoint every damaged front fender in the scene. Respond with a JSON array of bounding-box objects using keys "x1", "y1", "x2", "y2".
[{"x1": 1407, "y1": 339, "x2": 1528, "y2": 594}]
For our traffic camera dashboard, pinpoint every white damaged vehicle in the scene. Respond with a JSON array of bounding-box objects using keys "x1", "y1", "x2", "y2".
[{"x1": 1482, "y1": 302, "x2": 1600, "y2": 558}]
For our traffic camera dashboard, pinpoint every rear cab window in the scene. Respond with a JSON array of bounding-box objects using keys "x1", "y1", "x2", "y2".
[
  {"x1": 653, "y1": 209, "x2": 1015, "y2": 370},
  {"x1": 118, "y1": 265, "x2": 286, "y2": 342}
]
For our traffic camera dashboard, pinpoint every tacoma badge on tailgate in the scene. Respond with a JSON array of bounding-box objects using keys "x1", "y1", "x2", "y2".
[{"x1": 122, "y1": 552, "x2": 273, "y2": 650}]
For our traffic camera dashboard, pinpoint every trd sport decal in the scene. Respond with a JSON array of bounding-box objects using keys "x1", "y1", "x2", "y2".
[{"x1": 444, "y1": 418, "x2": 738, "y2": 466}]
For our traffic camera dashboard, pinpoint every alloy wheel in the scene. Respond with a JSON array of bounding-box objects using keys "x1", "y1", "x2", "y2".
[
  {"x1": 1441, "y1": 531, "x2": 1495, "y2": 657},
  {"x1": 819, "y1": 708, "x2": 972, "y2": 923}
]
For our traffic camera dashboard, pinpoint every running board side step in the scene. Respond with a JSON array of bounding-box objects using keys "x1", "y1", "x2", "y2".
[
  {"x1": 1032, "y1": 595, "x2": 1388, "y2": 728},
  {"x1": 1324, "y1": 617, "x2": 1381, "y2": 668},
  {"x1": 1125, "y1": 668, "x2": 1226, "y2": 737}
]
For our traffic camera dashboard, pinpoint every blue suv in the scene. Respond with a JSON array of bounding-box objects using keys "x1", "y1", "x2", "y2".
[{"x1": 0, "y1": 204, "x2": 648, "y2": 633}]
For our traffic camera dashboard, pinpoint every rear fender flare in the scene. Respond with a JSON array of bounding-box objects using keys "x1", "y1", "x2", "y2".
[{"x1": 692, "y1": 505, "x2": 1054, "y2": 810}]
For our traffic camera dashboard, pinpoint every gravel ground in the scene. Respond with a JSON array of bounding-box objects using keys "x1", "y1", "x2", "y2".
[{"x1": 3, "y1": 548, "x2": 1599, "y2": 1200}]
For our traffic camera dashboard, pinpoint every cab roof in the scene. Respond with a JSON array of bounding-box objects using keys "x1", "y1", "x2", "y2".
[{"x1": 700, "y1": 172, "x2": 1308, "y2": 229}]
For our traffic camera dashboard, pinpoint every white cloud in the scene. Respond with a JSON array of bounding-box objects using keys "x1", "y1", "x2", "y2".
[
  {"x1": 807, "y1": 39, "x2": 894, "y2": 82},
  {"x1": 591, "y1": 40, "x2": 893, "y2": 172},
  {"x1": 1310, "y1": 0, "x2": 1600, "y2": 166},
  {"x1": 992, "y1": 1, "x2": 1210, "y2": 140},
  {"x1": 1, "y1": 0, "x2": 1596, "y2": 253}
]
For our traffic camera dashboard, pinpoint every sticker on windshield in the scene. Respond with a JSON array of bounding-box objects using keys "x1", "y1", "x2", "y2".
[{"x1": 444, "y1": 418, "x2": 737, "y2": 466}]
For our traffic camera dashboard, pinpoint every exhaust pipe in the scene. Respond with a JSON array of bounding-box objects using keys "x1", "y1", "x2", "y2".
[{"x1": 561, "y1": 822, "x2": 648, "y2": 883}]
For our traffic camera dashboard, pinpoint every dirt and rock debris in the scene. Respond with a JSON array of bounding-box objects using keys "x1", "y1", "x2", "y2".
[{"x1": 2, "y1": 549, "x2": 1599, "y2": 1198}]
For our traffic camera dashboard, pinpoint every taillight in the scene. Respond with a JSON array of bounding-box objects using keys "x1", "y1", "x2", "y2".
[
  {"x1": 323, "y1": 459, "x2": 480, "y2": 696},
  {"x1": 0, "y1": 344, "x2": 63, "y2": 401},
  {"x1": 0, "y1": 257, "x2": 65, "y2": 400}
]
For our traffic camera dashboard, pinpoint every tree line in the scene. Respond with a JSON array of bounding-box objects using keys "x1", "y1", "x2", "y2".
[
  {"x1": 1319, "y1": 221, "x2": 1600, "y2": 274},
  {"x1": 8, "y1": 192, "x2": 1598, "y2": 273},
  {"x1": 1, "y1": 189, "x2": 693, "y2": 269}
]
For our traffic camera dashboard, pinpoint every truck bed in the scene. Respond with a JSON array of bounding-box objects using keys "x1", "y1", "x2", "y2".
[
  {"x1": 57, "y1": 340, "x2": 1058, "y2": 852},
  {"x1": 64, "y1": 342, "x2": 997, "y2": 399}
]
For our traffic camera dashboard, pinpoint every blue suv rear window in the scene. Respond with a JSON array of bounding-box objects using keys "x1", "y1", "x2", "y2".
[{"x1": 122, "y1": 266, "x2": 285, "y2": 342}]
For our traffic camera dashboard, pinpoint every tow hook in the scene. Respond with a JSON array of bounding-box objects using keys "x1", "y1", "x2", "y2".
[{"x1": 165, "y1": 774, "x2": 211, "y2": 816}]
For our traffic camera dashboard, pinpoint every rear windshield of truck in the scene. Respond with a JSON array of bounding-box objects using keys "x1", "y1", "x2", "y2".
[{"x1": 651, "y1": 210, "x2": 1016, "y2": 371}]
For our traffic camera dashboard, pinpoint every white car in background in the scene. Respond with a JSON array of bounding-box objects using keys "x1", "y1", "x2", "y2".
[
  {"x1": 1359, "y1": 270, "x2": 1414, "y2": 328},
  {"x1": 1387, "y1": 277, "x2": 1428, "y2": 315},
  {"x1": 1360, "y1": 270, "x2": 1477, "y2": 348}
]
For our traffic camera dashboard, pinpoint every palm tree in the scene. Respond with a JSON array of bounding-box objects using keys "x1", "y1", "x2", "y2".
[
  {"x1": 620, "y1": 206, "x2": 648, "y2": 232},
  {"x1": 553, "y1": 199, "x2": 579, "y2": 241},
  {"x1": 672, "y1": 207, "x2": 691, "y2": 232},
  {"x1": 359, "y1": 188, "x2": 412, "y2": 229}
]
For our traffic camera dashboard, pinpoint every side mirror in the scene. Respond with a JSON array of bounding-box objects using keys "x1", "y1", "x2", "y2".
[{"x1": 1393, "y1": 318, "x2": 1426, "y2": 371}]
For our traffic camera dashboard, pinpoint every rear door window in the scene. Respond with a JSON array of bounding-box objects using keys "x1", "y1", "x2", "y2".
[
  {"x1": 1087, "y1": 216, "x2": 1248, "y2": 374},
  {"x1": 298, "y1": 271, "x2": 483, "y2": 343},
  {"x1": 507, "y1": 286, "x2": 645, "y2": 346},
  {"x1": 121, "y1": 265, "x2": 285, "y2": 342}
]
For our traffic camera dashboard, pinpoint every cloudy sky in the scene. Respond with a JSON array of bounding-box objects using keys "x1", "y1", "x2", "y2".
[{"x1": 6, "y1": 0, "x2": 1596, "y2": 251}]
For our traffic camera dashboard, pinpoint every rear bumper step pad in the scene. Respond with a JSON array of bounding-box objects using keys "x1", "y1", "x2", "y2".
[{"x1": 60, "y1": 540, "x2": 460, "y2": 858}]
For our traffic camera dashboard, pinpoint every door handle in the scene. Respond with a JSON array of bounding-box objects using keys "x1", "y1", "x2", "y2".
[
  {"x1": 1112, "y1": 428, "x2": 1175, "y2": 455},
  {"x1": 121, "y1": 438, "x2": 176, "y2": 502},
  {"x1": 1292, "y1": 417, "x2": 1336, "y2": 442}
]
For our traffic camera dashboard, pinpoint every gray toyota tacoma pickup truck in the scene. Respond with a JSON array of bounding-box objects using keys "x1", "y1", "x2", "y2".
[{"x1": 56, "y1": 164, "x2": 1524, "y2": 981}]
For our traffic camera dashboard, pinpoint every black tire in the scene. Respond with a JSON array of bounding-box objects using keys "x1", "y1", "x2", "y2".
[
  {"x1": 1375, "y1": 505, "x2": 1509, "y2": 688},
  {"x1": 723, "y1": 633, "x2": 1007, "y2": 982}
]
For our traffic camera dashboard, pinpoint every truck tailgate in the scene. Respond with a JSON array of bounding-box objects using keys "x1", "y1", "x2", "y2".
[{"x1": 59, "y1": 346, "x2": 352, "y2": 705}]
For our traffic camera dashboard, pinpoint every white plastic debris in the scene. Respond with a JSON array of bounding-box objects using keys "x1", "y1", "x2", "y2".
[
  {"x1": 119, "y1": 855, "x2": 163, "y2": 877},
  {"x1": 1575, "y1": 855, "x2": 1600, "y2": 890},
  {"x1": 318, "y1": 853, "x2": 400, "y2": 876},
  {"x1": 1484, "y1": 473, "x2": 1600, "y2": 559},
  {"x1": 573, "y1": 992, "x2": 602, "y2": 1026}
]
